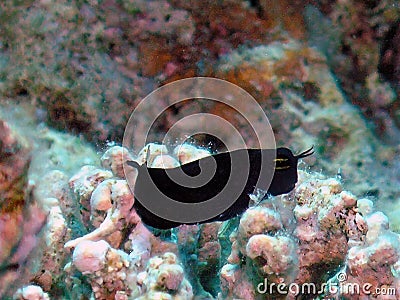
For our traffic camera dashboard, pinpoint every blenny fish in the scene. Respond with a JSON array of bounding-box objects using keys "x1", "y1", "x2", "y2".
[{"x1": 128, "y1": 147, "x2": 314, "y2": 229}]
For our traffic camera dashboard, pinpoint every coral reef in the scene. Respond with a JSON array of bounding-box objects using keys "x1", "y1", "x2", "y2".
[
  {"x1": 13, "y1": 285, "x2": 50, "y2": 300},
  {"x1": 33, "y1": 203, "x2": 71, "y2": 292},
  {"x1": 0, "y1": 103, "x2": 99, "y2": 297},
  {"x1": 219, "y1": 171, "x2": 400, "y2": 299},
  {"x1": 0, "y1": 140, "x2": 398, "y2": 299},
  {"x1": 335, "y1": 209, "x2": 400, "y2": 299},
  {"x1": 0, "y1": 119, "x2": 31, "y2": 211},
  {"x1": 214, "y1": 40, "x2": 400, "y2": 225},
  {"x1": 0, "y1": 118, "x2": 47, "y2": 296},
  {"x1": 0, "y1": 0, "x2": 276, "y2": 144},
  {"x1": 0, "y1": 0, "x2": 399, "y2": 299},
  {"x1": 305, "y1": 0, "x2": 400, "y2": 143},
  {"x1": 69, "y1": 239, "x2": 135, "y2": 299},
  {"x1": 35, "y1": 144, "x2": 400, "y2": 299},
  {"x1": 136, "y1": 252, "x2": 193, "y2": 300},
  {"x1": 0, "y1": 0, "x2": 398, "y2": 149},
  {"x1": 176, "y1": 222, "x2": 222, "y2": 298},
  {"x1": 62, "y1": 145, "x2": 200, "y2": 299},
  {"x1": 0, "y1": 0, "x2": 154, "y2": 144},
  {"x1": 0, "y1": 0, "x2": 364, "y2": 145},
  {"x1": 1, "y1": 0, "x2": 398, "y2": 220}
]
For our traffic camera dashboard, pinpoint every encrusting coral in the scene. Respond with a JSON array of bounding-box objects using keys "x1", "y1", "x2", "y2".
[
  {"x1": 330, "y1": 206, "x2": 400, "y2": 299},
  {"x1": 0, "y1": 119, "x2": 31, "y2": 211},
  {"x1": 0, "y1": 119, "x2": 48, "y2": 296},
  {"x1": 136, "y1": 252, "x2": 194, "y2": 300},
  {"x1": 62, "y1": 144, "x2": 204, "y2": 299},
  {"x1": 7, "y1": 143, "x2": 400, "y2": 299},
  {"x1": 68, "y1": 239, "x2": 135, "y2": 299},
  {"x1": 0, "y1": 103, "x2": 101, "y2": 297},
  {"x1": 213, "y1": 39, "x2": 400, "y2": 232},
  {"x1": 13, "y1": 285, "x2": 50, "y2": 300},
  {"x1": 219, "y1": 171, "x2": 400, "y2": 299},
  {"x1": 0, "y1": 0, "x2": 399, "y2": 298}
]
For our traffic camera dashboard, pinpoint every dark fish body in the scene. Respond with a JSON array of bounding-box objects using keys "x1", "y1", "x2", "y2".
[{"x1": 128, "y1": 147, "x2": 313, "y2": 229}]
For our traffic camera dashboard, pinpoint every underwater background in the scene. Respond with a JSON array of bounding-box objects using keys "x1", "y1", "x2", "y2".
[{"x1": 0, "y1": 0, "x2": 400, "y2": 299}]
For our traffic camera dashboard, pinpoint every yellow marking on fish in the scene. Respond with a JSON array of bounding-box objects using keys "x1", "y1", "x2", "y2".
[
  {"x1": 275, "y1": 165, "x2": 291, "y2": 170},
  {"x1": 274, "y1": 158, "x2": 288, "y2": 162}
]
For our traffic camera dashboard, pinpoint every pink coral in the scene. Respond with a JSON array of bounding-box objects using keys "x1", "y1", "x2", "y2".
[
  {"x1": 70, "y1": 240, "x2": 135, "y2": 299},
  {"x1": 72, "y1": 240, "x2": 110, "y2": 274},
  {"x1": 332, "y1": 208, "x2": 400, "y2": 299},
  {"x1": 137, "y1": 252, "x2": 193, "y2": 300},
  {"x1": 220, "y1": 172, "x2": 371, "y2": 299},
  {"x1": 13, "y1": 285, "x2": 50, "y2": 300},
  {"x1": 246, "y1": 235, "x2": 296, "y2": 275},
  {"x1": 64, "y1": 178, "x2": 136, "y2": 249},
  {"x1": 101, "y1": 146, "x2": 134, "y2": 178},
  {"x1": 59, "y1": 145, "x2": 400, "y2": 299},
  {"x1": 0, "y1": 120, "x2": 33, "y2": 268}
]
